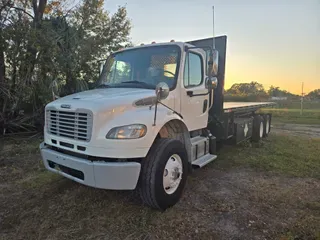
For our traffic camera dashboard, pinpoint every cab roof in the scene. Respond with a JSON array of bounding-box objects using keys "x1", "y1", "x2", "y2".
[{"x1": 113, "y1": 41, "x2": 200, "y2": 54}]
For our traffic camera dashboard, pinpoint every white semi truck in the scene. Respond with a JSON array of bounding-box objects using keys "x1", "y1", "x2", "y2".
[{"x1": 40, "y1": 35, "x2": 274, "y2": 210}]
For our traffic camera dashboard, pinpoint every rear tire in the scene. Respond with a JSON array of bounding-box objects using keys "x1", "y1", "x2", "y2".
[
  {"x1": 263, "y1": 115, "x2": 270, "y2": 137},
  {"x1": 138, "y1": 138, "x2": 188, "y2": 210},
  {"x1": 252, "y1": 115, "x2": 263, "y2": 142}
]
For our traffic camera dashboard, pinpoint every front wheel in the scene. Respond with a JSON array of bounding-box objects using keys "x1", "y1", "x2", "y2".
[{"x1": 138, "y1": 138, "x2": 188, "y2": 210}]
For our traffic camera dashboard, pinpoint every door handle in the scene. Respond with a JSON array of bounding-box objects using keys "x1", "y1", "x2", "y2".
[
  {"x1": 186, "y1": 90, "x2": 210, "y2": 97},
  {"x1": 187, "y1": 91, "x2": 193, "y2": 97}
]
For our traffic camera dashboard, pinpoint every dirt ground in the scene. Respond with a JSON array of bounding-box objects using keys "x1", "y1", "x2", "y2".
[
  {"x1": 272, "y1": 123, "x2": 320, "y2": 138},
  {"x1": 0, "y1": 124, "x2": 319, "y2": 240}
]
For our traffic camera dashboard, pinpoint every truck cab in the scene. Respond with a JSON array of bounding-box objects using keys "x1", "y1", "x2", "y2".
[
  {"x1": 97, "y1": 41, "x2": 214, "y2": 131},
  {"x1": 40, "y1": 37, "x2": 273, "y2": 210}
]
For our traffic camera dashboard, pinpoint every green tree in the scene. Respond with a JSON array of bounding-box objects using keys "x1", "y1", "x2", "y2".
[
  {"x1": 226, "y1": 81, "x2": 266, "y2": 95},
  {"x1": 0, "y1": 0, "x2": 131, "y2": 134},
  {"x1": 225, "y1": 81, "x2": 268, "y2": 101},
  {"x1": 307, "y1": 89, "x2": 320, "y2": 99},
  {"x1": 268, "y1": 86, "x2": 297, "y2": 98}
]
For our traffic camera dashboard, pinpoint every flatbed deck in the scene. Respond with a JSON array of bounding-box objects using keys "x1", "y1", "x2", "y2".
[{"x1": 223, "y1": 102, "x2": 275, "y2": 113}]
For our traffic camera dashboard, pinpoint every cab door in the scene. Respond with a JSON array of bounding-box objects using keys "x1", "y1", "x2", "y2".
[{"x1": 180, "y1": 50, "x2": 209, "y2": 131}]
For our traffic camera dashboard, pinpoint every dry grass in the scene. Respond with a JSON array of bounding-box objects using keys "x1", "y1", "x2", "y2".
[{"x1": 0, "y1": 132, "x2": 319, "y2": 240}]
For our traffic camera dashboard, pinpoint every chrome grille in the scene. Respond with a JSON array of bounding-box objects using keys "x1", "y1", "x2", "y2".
[{"x1": 46, "y1": 109, "x2": 93, "y2": 142}]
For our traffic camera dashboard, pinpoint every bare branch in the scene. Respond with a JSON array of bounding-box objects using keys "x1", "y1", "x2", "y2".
[{"x1": 11, "y1": 6, "x2": 34, "y2": 19}]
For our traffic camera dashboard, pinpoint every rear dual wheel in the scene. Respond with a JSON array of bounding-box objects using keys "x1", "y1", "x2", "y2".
[
  {"x1": 263, "y1": 114, "x2": 271, "y2": 137},
  {"x1": 252, "y1": 115, "x2": 264, "y2": 142},
  {"x1": 252, "y1": 114, "x2": 271, "y2": 142}
]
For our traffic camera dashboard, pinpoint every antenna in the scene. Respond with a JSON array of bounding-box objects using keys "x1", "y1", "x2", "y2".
[{"x1": 212, "y1": 6, "x2": 215, "y2": 50}]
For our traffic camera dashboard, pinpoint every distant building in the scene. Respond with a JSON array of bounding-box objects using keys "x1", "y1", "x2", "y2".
[{"x1": 270, "y1": 97, "x2": 288, "y2": 100}]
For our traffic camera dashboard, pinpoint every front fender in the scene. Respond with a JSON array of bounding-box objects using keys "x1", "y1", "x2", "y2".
[{"x1": 93, "y1": 105, "x2": 186, "y2": 150}]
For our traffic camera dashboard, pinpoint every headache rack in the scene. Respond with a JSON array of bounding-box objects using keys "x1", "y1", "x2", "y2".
[{"x1": 46, "y1": 108, "x2": 93, "y2": 142}]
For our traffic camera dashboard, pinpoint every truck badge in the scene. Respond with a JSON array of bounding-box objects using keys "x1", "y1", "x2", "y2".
[{"x1": 61, "y1": 104, "x2": 71, "y2": 109}]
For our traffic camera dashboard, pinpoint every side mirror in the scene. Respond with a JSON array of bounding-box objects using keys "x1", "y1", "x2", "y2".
[
  {"x1": 155, "y1": 82, "x2": 169, "y2": 101},
  {"x1": 205, "y1": 76, "x2": 218, "y2": 90},
  {"x1": 208, "y1": 49, "x2": 219, "y2": 77}
]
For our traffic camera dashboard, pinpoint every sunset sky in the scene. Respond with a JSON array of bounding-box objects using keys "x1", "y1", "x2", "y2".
[{"x1": 105, "y1": 0, "x2": 319, "y2": 94}]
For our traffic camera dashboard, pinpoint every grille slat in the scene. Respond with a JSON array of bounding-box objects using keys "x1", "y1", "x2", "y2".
[
  {"x1": 46, "y1": 109, "x2": 93, "y2": 142},
  {"x1": 47, "y1": 119, "x2": 87, "y2": 127},
  {"x1": 50, "y1": 115, "x2": 84, "y2": 121},
  {"x1": 49, "y1": 126, "x2": 87, "y2": 135},
  {"x1": 47, "y1": 120, "x2": 89, "y2": 127}
]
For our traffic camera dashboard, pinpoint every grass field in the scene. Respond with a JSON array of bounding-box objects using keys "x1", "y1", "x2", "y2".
[
  {"x1": 1, "y1": 130, "x2": 320, "y2": 240},
  {"x1": 270, "y1": 100, "x2": 320, "y2": 110},
  {"x1": 259, "y1": 100, "x2": 320, "y2": 125},
  {"x1": 260, "y1": 108, "x2": 320, "y2": 125}
]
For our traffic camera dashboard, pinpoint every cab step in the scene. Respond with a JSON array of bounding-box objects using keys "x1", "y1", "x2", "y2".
[{"x1": 192, "y1": 153, "x2": 217, "y2": 168}]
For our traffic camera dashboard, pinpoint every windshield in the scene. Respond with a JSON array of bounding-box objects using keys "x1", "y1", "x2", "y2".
[{"x1": 97, "y1": 45, "x2": 181, "y2": 90}]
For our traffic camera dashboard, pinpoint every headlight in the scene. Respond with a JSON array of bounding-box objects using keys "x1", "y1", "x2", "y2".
[{"x1": 106, "y1": 124, "x2": 147, "y2": 139}]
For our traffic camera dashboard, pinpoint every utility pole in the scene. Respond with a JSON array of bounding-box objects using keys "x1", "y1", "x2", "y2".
[{"x1": 300, "y1": 82, "x2": 304, "y2": 116}]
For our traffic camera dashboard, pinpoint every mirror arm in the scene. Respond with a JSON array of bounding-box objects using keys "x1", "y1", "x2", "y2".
[
  {"x1": 150, "y1": 85, "x2": 183, "y2": 126},
  {"x1": 152, "y1": 97, "x2": 158, "y2": 126},
  {"x1": 151, "y1": 99, "x2": 183, "y2": 126},
  {"x1": 158, "y1": 101, "x2": 183, "y2": 119},
  {"x1": 152, "y1": 82, "x2": 181, "y2": 125}
]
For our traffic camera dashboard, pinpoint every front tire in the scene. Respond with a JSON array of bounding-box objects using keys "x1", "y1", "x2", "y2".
[{"x1": 138, "y1": 138, "x2": 188, "y2": 210}]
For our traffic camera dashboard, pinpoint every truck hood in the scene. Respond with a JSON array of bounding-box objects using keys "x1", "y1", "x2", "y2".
[
  {"x1": 59, "y1": 88, "x2": 154, "y2": 101},
  {"x1": 47, "y1": 88, "x2": 155, "y2": 112}
]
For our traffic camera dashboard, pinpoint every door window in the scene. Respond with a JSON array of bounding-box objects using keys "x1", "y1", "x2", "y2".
[{"x1": 184, "y1": 52, "x2": 203, "y2": 87}]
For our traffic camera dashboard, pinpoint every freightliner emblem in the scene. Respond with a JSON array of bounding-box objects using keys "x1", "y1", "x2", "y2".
[{"x1": 61, "y1": 104, "x2": 71, "y2": 109}]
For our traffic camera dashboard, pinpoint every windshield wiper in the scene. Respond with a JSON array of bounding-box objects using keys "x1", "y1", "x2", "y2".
[{"x1": 121, "y1": 81, "x2": 155, "y2": 89}]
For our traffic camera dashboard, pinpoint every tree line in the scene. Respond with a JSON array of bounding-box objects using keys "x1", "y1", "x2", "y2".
[
  {"x1": 225, "y1": 81, "x2": 320, "y2": 102},
  {"x1": 0, "y1": 0, "x2": 131, "y2": 135}
]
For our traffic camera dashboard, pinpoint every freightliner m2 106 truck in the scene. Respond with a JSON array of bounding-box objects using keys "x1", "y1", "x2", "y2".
[{"x1": 40, "y1": 36, "x2": 274, "y2": 210}]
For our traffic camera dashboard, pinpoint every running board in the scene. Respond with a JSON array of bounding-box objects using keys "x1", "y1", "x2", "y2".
[{"x1": 192, "y1": 153, "x2": 217, "y2": 168}]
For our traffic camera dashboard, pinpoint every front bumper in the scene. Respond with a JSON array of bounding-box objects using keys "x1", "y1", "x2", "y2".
[{"x1": 39, "y1": 142, "x2": 141, "y2": 190}]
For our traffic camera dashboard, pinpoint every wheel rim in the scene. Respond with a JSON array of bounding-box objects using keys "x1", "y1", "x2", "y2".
[
  {"x1": 163, "y1": 154, "x2": 183, "y2": 195},
  {"x1": 260, "y1": 122, "x2": 264, "y2": 138},
  {"x1": 266, "y1": 119, "x2": 270, "y2": 133}
]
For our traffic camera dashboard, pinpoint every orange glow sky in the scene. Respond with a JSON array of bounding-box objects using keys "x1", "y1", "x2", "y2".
[{"x1": 106, "y1": 0, "x2": 319, "y2": 94}]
